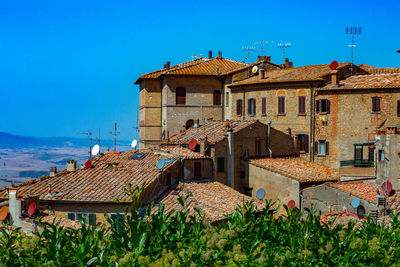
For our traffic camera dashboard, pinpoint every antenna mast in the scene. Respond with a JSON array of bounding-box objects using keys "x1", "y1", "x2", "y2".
[
  {"x1": 345, "y1": 26, "x2": 362, "y2": 75},
  {"x1": 278, "y1": 42, "x2": 292, "y2": 61},
  {"x1": 242, "y1": 46, "x2": 256, "y2": 64},
  {"x1": 78, "y1": 130, "x2": 93, "y2": 159},
  {"x1": 108, "y1": 122, "x2": 120, "y2": 152},
  {"x1": 253, "y1": 41, "x2": 273, "y2": 56}
]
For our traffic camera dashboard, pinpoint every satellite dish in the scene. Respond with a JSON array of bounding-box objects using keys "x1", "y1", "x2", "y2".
[
  {"x1": 256, "y1": 188, "x2": 266, "y2": 200},
  {"x1": 382, "y1": 181, "x2": 392, "y2": 195},
  {"x1": 357, "y1": 205, "x2": 366, "y2": 218},
  {"x1": 131, "y1": 139, "x2": 138, "y2": 149},
  {"x1": 28, "y1": 202, "x2": 36, "y2": 216},
  {"x1": 188, "y1": 139, "x2": 198, "y2": 150},
  {"x1": 84, "y1": 159, "x2": 92, "y2": 169},
  {"x1": 92, "y1": 144, "x2": 100, "y2": 156},
  {"x1": 252, "y1": 65, "x2": 258, "y2": 73},
  {"x1": 288, "y1": 200, "x2": 295, "y2": 209},
  {"x1": 0, "y1": 206, "x2": 8, "y2": 221},
  {"x1": 351, "y1": 197, "x2": 360, "y2": 208},
  {"x1": 329, "y1": 60, "x2": 339, "y2": 70},
  {"x1": 157, "y1": 159, "x2": 175, "y2": 170}
]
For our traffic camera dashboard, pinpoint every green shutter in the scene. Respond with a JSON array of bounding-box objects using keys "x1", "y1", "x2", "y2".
[
  {"x1": 88, "y1": 214, "x2": 96, "y2": 225},
  {"x1": 217, "y1": 157, "x2": 225, "y2": 172},
  {"x1": 67, "y1": 213, "x2": 75, "y2": 220}
]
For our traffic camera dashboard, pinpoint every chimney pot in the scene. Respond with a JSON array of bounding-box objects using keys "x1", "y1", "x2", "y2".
[
  {"x1": 67, "y1": 160, "x2": 76, "y2": 172},
  {"x1": 209, "y1": 50, "x2": 212, "y2": 58},
  {"x1": 49, "y1": 167, "x2": 57, "y2": 177},
  {"x1": 259, "y1": 69, "x2": 265, "y2": 79},
  {"x1": 218, "y1": 51, "x2": 222, "y2": 58},
  {"x1": 331, "y1": 70, "x2": 339, "y2": 86}
]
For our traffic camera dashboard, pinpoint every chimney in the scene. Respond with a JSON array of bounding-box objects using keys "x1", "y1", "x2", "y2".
[
  {"x1": 67, "y1": 160, "x2": 76, "y2": 172},
  {"x1": 194, "y1": 119, "x2": 199, "y2": 128},
  {"x1": 209, "y1": 50, "x2": 212, "y2": 59},
  {"x1": 49, "y1": 167, "x2": 57, "y2": 177},
  {"x1": 218, "y1": 51, "x2": 222, "y2": 59},
  {"x1": 331, "y1": 70, "x2": 339, "y2": 86},
  {"x1": 164, "y1": 61, "x2": 170, "y2": 70},
  {"x1": 259, "y1": 68, "x2": 265, "y2": 79},
  {"x1": 8, "y1": 187, "x2": 21, "y2": 227},
  {"x1": 284, "y1": 58, "x2": 293, "y2": 68},
  {"x1": 200, "y1": 136, "x2": 209, "y2": 156},
  {"x1": 257, "y1": 55, "x2": 271, "y2": 62}
]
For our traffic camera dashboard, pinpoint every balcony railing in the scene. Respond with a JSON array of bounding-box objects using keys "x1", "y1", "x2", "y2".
[{"x1": 340, "y1": 160, "x2": 375, "y2": 167}]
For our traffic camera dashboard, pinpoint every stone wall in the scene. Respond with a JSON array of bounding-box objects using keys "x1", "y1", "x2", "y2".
[{"x1": 376, "y1": 134, "x2": 400, "y2": 189}]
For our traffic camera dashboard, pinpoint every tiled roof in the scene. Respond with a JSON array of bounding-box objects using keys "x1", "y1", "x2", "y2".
[
  {"x1": 326, "y1": 181, "x2": 379, "y2": 203},
  {"x1": 358, "y1": 64, "x2": 400, "y2": 74},
  {"x1": 40, "y1": 215, "x2": 82, "y2": 229},
  {"x1": 168, "y1": 120, "x2": 259, "y2": 144},
  {"x1": 0, "y1": 150, "x2": 181, "y2": 203},
  {"x1": 320, "y1": 211, "x2": 366, "y2": 228},
  {"x1": 154, "y1": 181, "x2": 265, "y2": 222},
  {"x1": 319, "y1": 73, "x2": 400, "y2": 90},
  {"x1": 229, "y1": 63, "x2": 352, "y2": 87},
  {"x1": 135, "y1": 57, "x2": 247, "y2": 84},
  {"x1": 248, "y1": 157, "x2": 339, "y2": 183},
  {"x1": 154, "y1": 146, "x2": 210, "y2": 159}
]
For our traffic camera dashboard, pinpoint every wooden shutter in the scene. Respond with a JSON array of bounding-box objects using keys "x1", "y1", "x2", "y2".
[
  {"x1": 298, "y1": 96, "x2": 306, "y2": 114},
  {"x1": 398, "y1": 100, "x2": 400, "y2": 117},
  {"x1": 314, "y1": 141, "x2": 318, "y2": 154},
  {"x1": 326, "y1": 142, "x2": 329, "y2": 155},
  {"x1": 253, "y1": 99, "x2": 256, "y2": 115},
  {"x1": 327, "y1": 100, "x2": 331, "y2": 114},
  {"x1": 213, "y1": 91, "x2": 221, "y2": 105},
  {"x1": 305, "y1": 135, "x2": 309, "y2": 153},
  {"x1": 316, "y1": 100, "x2": 320, "y2": 114},
  {"x1": 262, "y1": 97, "x2": 266, "y2": 115},
  {"x1": 372, "y1": 97, "x2": 380, "y2": 113},
  {"x1": 89, "y1": 214, "x2": 96, "y2": 225},
  {"x1": 278, "y1": 96, "x2": 285, "y2": 114},
  {"x1": 237, "y1": 100, "x2": 242, "y2": 116},
  {"x1": 248, "y1": 99, "x2": 252, "y2": 115},
  {"x1": 176, "y1": 87, "x2": 186, "y2": 104}
]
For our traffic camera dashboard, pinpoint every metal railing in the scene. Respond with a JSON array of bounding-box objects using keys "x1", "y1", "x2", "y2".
[{"x1": 340, "y1": 160, "x2": 375, "y2": 167}]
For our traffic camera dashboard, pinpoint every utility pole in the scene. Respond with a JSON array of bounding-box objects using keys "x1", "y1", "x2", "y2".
[
  {"x1": 109, "y1": 122, "x2": 120, "y2": 152},
  {"x1": 242, "y1": 46, "x2": 256, "y2": 64},
  {"x1": 253, "y1": 41, "x2": 273, "y2": 56},
  {"x1": 78, "y1": 131, "x2": 93, "y2": 159}
]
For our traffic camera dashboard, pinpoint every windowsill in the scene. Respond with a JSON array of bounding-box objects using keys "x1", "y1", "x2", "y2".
[
  {"x1": 371, "y1": 111, "x2": 381, "y2": 114},
  {"x1": 317, "y1": 154, "x2": 328, "y2": 157},
  {"x1": 261, "y1": 114, "x2": 267, "y2": 117},
  {"x1": 299, "y1": 151, "x2": 307, "y2": 154},
  {"x1": 249, "y1": 114, "x2": 255, "y2": 117},
  {"x1": 297, "y1": 113, "x2": 307, "y2": 116},
  {"x1": 317, "y1": 112, "x2": 328, "y2": 115},
  {"x1": 277, "y1": 113, "x2": 286, "y2": 116}
]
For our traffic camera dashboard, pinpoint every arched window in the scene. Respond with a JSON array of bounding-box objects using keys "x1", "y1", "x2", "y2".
[
  {"x1": 213, "y1": 90, "x2": 221, "y2": 105},
  {"x1": 185, "y1": 119, "x2": 194, "y2": 130},
  {"x1": 176, "y1": 87, "x2": 186, "y2": 105}
]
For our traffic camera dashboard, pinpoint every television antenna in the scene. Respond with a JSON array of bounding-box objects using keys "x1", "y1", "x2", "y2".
[
  {"x1": 78, "y1": 130, "x2": 94, "y2": 159},
  {"x1": 253, "y1": 41, "x2": 273, "y2": 56},
  {"x1": 108, "y1": 122, "x2": 120, "y2": 152},
  {"x1": 133, "y1": 109, "x2": 139, "y2": 144},
  {"x1": 242, "y1": 46, "x2": 256, "y2": 64},
  {"x1": 278, "y1": 42, "x2": 292, "y2": 61},
  {"x1": 191, "y1": 54, "x2": 202, "y2": 59},
  {"x1": 345, "y1": 26, "x2": 362, "y2": 75}
]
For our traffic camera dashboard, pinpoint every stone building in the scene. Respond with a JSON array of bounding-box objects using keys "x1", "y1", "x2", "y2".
[
  {"x1": 135, "y1": 52, "x2": 281, "y2": 148},
  {"x1": 315, "y1": 73, "x2": 400, "y2": 169},
  {"x1": 228, "y1": 62, "x2": 367, "y2": 162},
  {"x1": 165, "y1": 120, "x2": 296, "y2": 193},
  {"x1": 375, "y1": 133, "x2": 400, "y2": 189},
  {"x1": 246, "y1": 157, "x2": 339, "y2": 211}
]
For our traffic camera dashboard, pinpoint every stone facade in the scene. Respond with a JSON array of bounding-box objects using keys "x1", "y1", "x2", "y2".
[
  {"x1": 314, "y1": 89, "x2": 400, "y2": 168},
  {"x1": 375, "y1": 134, "x2": 400, "y2": 189}
]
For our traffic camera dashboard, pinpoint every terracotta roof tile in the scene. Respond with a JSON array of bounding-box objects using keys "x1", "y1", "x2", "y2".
[
  {"x1": 168, "y1": 120, "x2": 258, "y2": 144},
  {"x1": 326, "y1": 181, "x2": 379, "y2": 203},
  {"x1": 230, "y1": 63, "x2": 352, "y2": 87},
  {"x1": 358, "y1": 64, "x2": 400, "y2": 74},
  {"x1": 319, "y1": 73, "x2": 400, "y2": 90},
  {"x1": 0, "y1": 150, "x2": 184, "y2": 203},
  {"x1": 248, "y1": 157, "x2": 339, "y2": 182},
  {"x1": 135, "y1": 57, "x2": 247, "y2": 84},
  {"x1": 154, "y1": 181, "x2": 264, "y2": 222},
  {"x1": 154, "y1": 145, "x2": 210, "y2": 159}
]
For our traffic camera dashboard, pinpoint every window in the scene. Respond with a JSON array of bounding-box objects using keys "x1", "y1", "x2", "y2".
[
  {"x1": 88, "y1": 214, "x2": 96, "y2": 225},
  {"x1": 248, "y1": 98, "x2": 256, "y2": 116},
  {"x1": 194, "y1": 162, "x2": 202, "y2": 178},
  {"x1": 225, "y1": 92, "x2": 229, "y2": 107},
  {"x1": 372, "y1": 97, "x2": 381, "y2": 113},
  {"x1": 316, "y1": 99, "x2": 330, "y2": 114},
  {"x1": 297, "y1": 134, "x2": 309, "y2": 153},
  {"x1": 67, "y1": 213, "x2": 75, "y2": 220},
  {"x1": 244, "y1": 150, "x2": 249, "y2": 159},
  {"x1": 213, "y1": 90, "x2": 221, "y2": 105},
  {"x1": 261, "y1": 97, "x2": 267, "y2": 115},
  {"x1": 278, "y1": 96, "x2": 285, "y2": 115},
  {"x1": 298, "y1": 96, "x2": 306, "y2": 115},
  {"x1": 315, "y1": 140, "x2": 329, "y2": 156},
  {"x1": 217, "y1": 157, "x2": 225, "y2": 172},
  {"x1": 236, "y1": 99, "x2": 243, "y2": 116},
  {"x1": 176, "y1": 87, "x2": 186, "y2": 105},
  {"x1": 397, "y1": 100, "x2": 400, "y2": 117},
  {"x1": 255, "y1": 141, "x2": 262, "y2": 156},
  {"x1": 378, "y1": 150, "x2": 384, "y2": 162},
  {"x1": 110, "y1": 214, "x2": 125, "y2": 230},
  {"x1": 67, "y1": 213, "x2": 96, "y2": 225}
]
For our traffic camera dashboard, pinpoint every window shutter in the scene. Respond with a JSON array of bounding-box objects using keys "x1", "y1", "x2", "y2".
[
  {"x1": 316, "y1": 100, "x2": 320, "y2": 114},
  {"x1": 89, "y1": 214, "x2": 96, "y2": 225},
  {"x1": 314, "y1": 142, "x2": 318, "y2": 154},
  {"x1": 327, "y1": 100, "x2": 331, "y2": 114},
  {"x1": 377, "y1": 98, "x2": 381, "y2": 112},
  {"x1": 68, "y1": 213, "x2": 75, "y2": 220},
  {"x1": 326, "y1": 142, "x2": 329, "y2": 155},
  {"x1": 253, "y1": 99, "x2": 256, "y2": 115},
  {"x1": 298, "y1": 96, "x2": 306, "y2": 114},
  {"x1": 262, "y1": 97, "x2": 266, "y2": 115},
  {"x1": 305, "y1": 135, "x2": 309, "y2": 153},
  {"x1": 237, "y1": 100, "x2": 242, "y2": 116},
  {"x1": 398, "y1": 100, "x2": 400, "y2": 117},
  {"x1": 248, "y1": 99, "x2": 251, "y2": 115}
]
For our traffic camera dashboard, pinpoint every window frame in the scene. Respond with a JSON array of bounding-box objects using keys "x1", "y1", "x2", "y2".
[
  {"x1": 315, "y1": 140, "x2": 329, "y2": 156},
  {"x1": 372, "y1": 97, "x2": 381, "y2": 113},
  {"x1": 213, "y1": 90, "x2": 221, "y2": 106},
  {"x1": 316, "y1": 99, "x2": 330, "y2": 114},
  {"x1": 248, "y1": 98, "x2": 256, "y2": 116},
  {"x1": 297, "y1": 134, "x2": 309, "y2": 154},
  {"x1": 255, "y1": 140, "x2": 262, "y2": 156},
  {"x1": 176, "y1": 87, "x2": 186, "y2": 105},
  {"x1": 278, "y1": 96, "x2": 285, "y2": 115},
  {"x1": 236, "y1": 99, "x2": 243, "y2": 116},
  {"x1": 261, "y1": 97, "x2": 267, "y2": 116},
  {"x1": 298, "y1": 95, "x2": 306, "y2": 115}
]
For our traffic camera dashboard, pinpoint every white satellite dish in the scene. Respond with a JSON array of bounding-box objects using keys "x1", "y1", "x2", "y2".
[
  {"x1": 92, "y1": 144, "x2": 100, "y2": 156},
  {"x1": 131, "y1": 139, "x2": 137, "y2": 149},
  {"x1": 252, "y1": 65, "x2": 258, "y2": 74}
]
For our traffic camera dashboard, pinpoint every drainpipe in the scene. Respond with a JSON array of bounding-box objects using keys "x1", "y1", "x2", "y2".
[
  {"x1": 309, "y1": 82, "x2": 315, "y2": 162},
  {"x1": 242, "y1": 86, "x2": 245, "y2": 120},
  {"x1": 267, "y1": 120, "x2": 273, "y2": 158},
  {"x1": 160, "y1": 78, "x2": 163, "y2": 142},
  {"x1": 227, "y1": 128, "x2": 235, "y2": 189}
]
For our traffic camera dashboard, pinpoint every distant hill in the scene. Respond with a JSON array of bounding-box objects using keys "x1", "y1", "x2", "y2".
[{"x1": 0, "y1": 132, "x2": 130, "y2": 149}]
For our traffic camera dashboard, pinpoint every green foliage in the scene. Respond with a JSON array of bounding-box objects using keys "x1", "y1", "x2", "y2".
[{"x1": 2, "y1": 187, "x2": 400, "y2": 266}]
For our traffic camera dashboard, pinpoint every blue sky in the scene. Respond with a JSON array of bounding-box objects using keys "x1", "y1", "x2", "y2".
[{"x1": 1, "y1": 0, "x2": 399, "y2": 140}]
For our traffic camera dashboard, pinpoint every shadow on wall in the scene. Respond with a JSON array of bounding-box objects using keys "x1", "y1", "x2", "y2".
[{"x1": 269, "y1": 128, "x2": 296, "y2": 156}]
